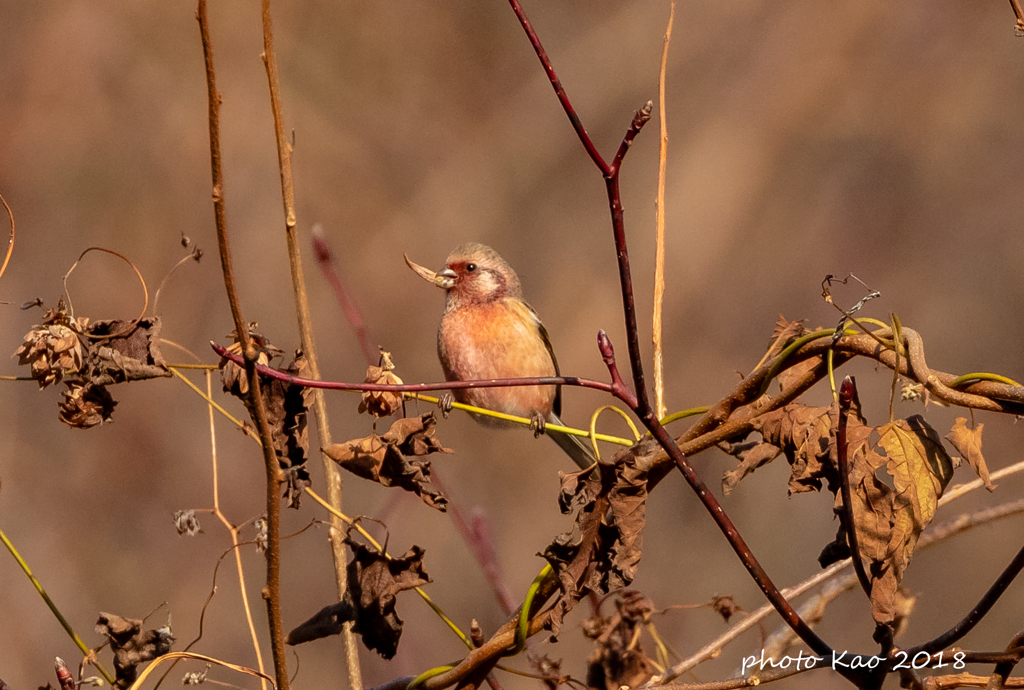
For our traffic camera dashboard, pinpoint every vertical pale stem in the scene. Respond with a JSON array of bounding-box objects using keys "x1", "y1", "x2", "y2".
[
  {"x1": 653, "y1": 0, "x2": 676, "y2": 421},
  {"x1": 258, "y1": 2, "x2": 362, "y2": 686}
]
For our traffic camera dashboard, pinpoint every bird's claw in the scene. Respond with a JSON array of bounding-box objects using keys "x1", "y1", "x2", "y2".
[
  {"x1": 530, "y1": 413, "x2": 547, "y2": 438},
  {"x1": 438, "y1": 392, "x2": 454, "y2": 419}
]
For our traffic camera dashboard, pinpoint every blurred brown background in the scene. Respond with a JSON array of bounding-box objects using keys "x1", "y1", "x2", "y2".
[{"x1": 2, "y1": 2, "x2": 1024, "y2": 689}]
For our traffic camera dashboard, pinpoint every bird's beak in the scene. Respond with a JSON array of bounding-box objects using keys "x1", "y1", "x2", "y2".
[{"x1": 404, "y1": 254, "x2": 455, "y2": 289}]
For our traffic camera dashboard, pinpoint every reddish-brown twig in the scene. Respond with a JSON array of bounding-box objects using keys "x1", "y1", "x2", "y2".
[
  {"x1": 212, "y1": 342, "x2": 617, "y2": 397},
  {"x1": 311, "y1": 225, "x2": 377, "y2": 365},
  {"x1": 906, "y1": 542, "x2": 1024, "y2": 657},
  {"x1": 506, "y1": 0, "x2": 653, "y2": 417},
  {"x1": 511, "y1": 0, "x2": 851, "y2": 669},
  {"x1": 506, "y1": 0, "x2": 607, "y2": 174}
]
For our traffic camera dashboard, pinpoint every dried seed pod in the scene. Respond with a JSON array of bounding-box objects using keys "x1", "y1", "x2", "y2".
[
  {"x1": 218, "y1": 324, "x2": 282, "y2": 398},
  {"x1": 13, "y1": 303, "x2": 84, "y2": 389},
  {"x1": 358, "y1": 349, "x2": 403, "y2": 418},
  {"x1": 58, "y1": 381, "x2": 116, "y2": 429}
]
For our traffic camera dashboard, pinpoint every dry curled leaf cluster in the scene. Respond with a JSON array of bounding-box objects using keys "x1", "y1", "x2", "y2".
[
  {"x1": 287, "y1": 541, "x2": 430, "y2": 660},
  {"x1": 95, "y1": 612, "x2": 175, "y2": 689},
  {"x1": 358, "y1": 350, "x2": 404, "y2": 418},
  {"x1": 324, "y1": 413, "x2": 450, "y2": 511},
  {"x1": 218, "y1": 329, "x2": 312, "y2": 508},
  {"x1": 14, "y1": 301, "x2": 169, "y2": 428},
  {"x1": 721, "y1": 377, "x2": 990, "y2": 627},
  {"x1": 583, "y1": 591, "x2": 657, "y2": 690},
  {"x1": 13, "y1": 301, "x2": 84, "y2": 388},
  {"x1": 543, "y1": 438, "x2": 659, "y2": 635}
]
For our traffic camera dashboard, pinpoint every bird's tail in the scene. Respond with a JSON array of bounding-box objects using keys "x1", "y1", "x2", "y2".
[{"x1": 548, "y1": 413, "x2": 598, "y2": 470}]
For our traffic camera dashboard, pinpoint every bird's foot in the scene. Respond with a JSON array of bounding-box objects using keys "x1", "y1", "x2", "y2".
[
  {"x1": 530, "y1": 412, "x2": 547, "y2": 438},
  {"x1": 437, "y1": 392, "x2": 454, "y2": 419}
]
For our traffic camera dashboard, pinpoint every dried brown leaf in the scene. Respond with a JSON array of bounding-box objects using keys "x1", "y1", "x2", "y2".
[
  {"x1": 720, "y1": 440, "x2": 781, "y2": 495},
  {"x1": 831, "y1": 415, "x2": 953, "y2": 625},
  {"x1": 771, "y1": 315, "x2": 808, "y2": 343},
  {"x1": 722, "y1": 402, "x2": 844, "y2": 496},
  {"x1": 58, "y1": 382, "x2": 116, "y2": 428},
  {"x1": 218, "y1": 325, "x2": 281, "y2": 397},
  {"x1": 325, "y1": 435, "x2": 390, "y2": 479},
  {"x1": 945, "y1": 417, "x2": 995, "y2": 491},
  {"x1": 324, "y1": 414, "x2": 448, "y2": 511},
  {"x1": 345, "y1": 542, "x2": 429, "y2": 659},
  {"x1": 584, "y1": 591, "x2": 656, "y2": 690},
  {"x1": 359, "y1": 356, "x2": 404, "y2": 418},
  {"x1": 263, "y1": 353, "x2": 312, "y2": 507},
  {"x1": 543, "y1": 438, "x2": 656, "y2": 634},
  {"x1": 382, "y1": 413, "x2": 452, "y2": 456},
  {"x1": 173, "y1": 509, "x2": 202, "y2": 537},
  {"x1": 287, "y1": 599, "x2": 356, "y2": 645},
  {"x1": 81, "y1": 317, "x2": 168, "y2": 385},
  {"x1": 95, "y1": 612, "x2": 175, "y2": 689},
  {"x1": 13, "y1": 302, "x2": 84, "y2": 388},
  {"x1": 63, "y1": 317, "x2": 171, "y2": 386},
  {"x1": 711, "y1": 594, "x2": 741, "y2": 623},
  {"x1": 219, "y1": 340, "x2": 312, "y2": 506}
]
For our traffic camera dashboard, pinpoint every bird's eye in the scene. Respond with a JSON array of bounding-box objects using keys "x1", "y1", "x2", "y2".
[{"x1": 466, "y1": 263, "x2": 477, "y2": 273}]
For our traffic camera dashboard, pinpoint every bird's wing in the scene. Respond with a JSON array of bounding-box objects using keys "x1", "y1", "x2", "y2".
[{"x1": 525, "y1": 301, "x2": 562, "y2": 418}]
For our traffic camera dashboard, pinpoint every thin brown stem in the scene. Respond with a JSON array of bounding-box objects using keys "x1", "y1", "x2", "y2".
[
  {"x1": 505, "y1": 0, "x2": 655, "y2": 418},
  {"x1": 1010, "y1": 0, "x2": 1024, "y2": 33},
  {"x1": 987, "y1": 630, "x2": 1024, "y2": 690},
  {"x1": 908, "y1": 540, "x2": 1024, "y2": 656},
  {"x1": 0, "y1": 191, "x2": 14, "y2": 282},
  {"x1": 207, "y1": 370, "x2": 267, "y2": 689},
  {"x1": 258, "y1": 1, "x2": 361, "y2": 685},
  {"x1": 196, "y1": 3, "x2": 288, "y2": 688}
]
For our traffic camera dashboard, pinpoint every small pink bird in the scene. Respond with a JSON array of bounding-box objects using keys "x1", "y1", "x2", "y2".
[{"x1": 407, "y1": 243, "x2": 595, "y2": 468}]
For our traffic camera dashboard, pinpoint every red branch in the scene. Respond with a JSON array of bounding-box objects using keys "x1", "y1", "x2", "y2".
[{"x1": 212, "y1": 342, "x2": 616, "y2": 397}]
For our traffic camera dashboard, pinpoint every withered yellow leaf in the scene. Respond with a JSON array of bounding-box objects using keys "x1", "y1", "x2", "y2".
[
  {"x1": 839, "y1": 415, "x2": 953, "y2": 626},
  {"x1": 876, "y1": 416, "x2": 953, "y2": 526}
]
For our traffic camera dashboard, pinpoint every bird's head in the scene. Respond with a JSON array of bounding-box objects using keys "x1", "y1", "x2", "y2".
[{"x1": 405, "y1": 242, "x2": 523, "y2": 308}]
